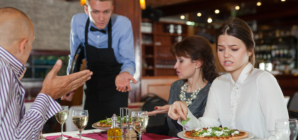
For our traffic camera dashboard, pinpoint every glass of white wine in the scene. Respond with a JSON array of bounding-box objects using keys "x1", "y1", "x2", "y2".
[
  {"x1": 55, "y1": 106, "x2": 69, "y2": 140},
  {"x1": 131, "y1": 111, "x2": 148, "y2": 140},
  {"x1": 72, "y1": 110, "x2": 89, "y2": 140}
]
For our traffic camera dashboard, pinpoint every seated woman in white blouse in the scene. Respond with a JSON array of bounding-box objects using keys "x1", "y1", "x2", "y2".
[{"x1": 167, "y1": 17, "x2": 289, "y2": 139}]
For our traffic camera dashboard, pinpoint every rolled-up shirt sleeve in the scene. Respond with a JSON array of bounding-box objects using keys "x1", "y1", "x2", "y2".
[
  {"x1": 13, "y1": 94, "x2": 61, "y2": 139},
  {"x1": 0, "y1": 66, "x2": 61, "y2": 140}
]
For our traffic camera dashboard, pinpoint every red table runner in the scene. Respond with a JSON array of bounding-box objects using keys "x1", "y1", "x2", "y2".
[
  {"x1": 81, "y1": 132, "x2": 183, "y2": 140},
  {"x1": 45, "y1": 134, "x2": 82, "y2": 140}
]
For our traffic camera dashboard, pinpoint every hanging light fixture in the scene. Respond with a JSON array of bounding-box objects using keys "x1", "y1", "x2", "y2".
[
  {"x1": 140, "y1": 0, "x2": 146, "y2": 10},
  {"x1": 235, "y1": 6, "x2": 240, "y2": 10},
  {"x1": 80, "y1": 0, "x2": 86, "y2": 6},
  {"x1": 207, "y1": 17, "x2": 212, "y2": 23},
  {"x1": 197, "y1": 12, "x2": 202, "y2": 17},
  {"x1": 281, "y1": 0, "x2": 286, "y2": 2},
  {"x1": 256, "y1": 2, "x2": 262, "y2": 6},
  {"x1": 215, "y1": 9, "x2": 220, "y2": 14},
  {"x1": 180, "y1": 15, "x2": 185, "y2": 20}
]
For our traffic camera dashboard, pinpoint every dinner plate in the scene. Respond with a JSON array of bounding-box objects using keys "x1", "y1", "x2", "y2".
[
  {"x1": 177, "y1": 130, "x2": 254, "y2": 140},
  {"x1": 92, "y1": 122, "x2": 110, "y2": 130},
  {"x1": 92, "y1": 122, "x2": 128, "y2": 130}
]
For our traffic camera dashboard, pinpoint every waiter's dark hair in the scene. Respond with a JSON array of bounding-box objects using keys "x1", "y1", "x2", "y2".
[
  {"x1": 216, "y1": 17, "x2": 255, "y2": 66},
  {"x1": 170, "y1": 36, "x2": 218, "y2": 82},
  {"x1": 86, "y1": 0, "x2": 113, "y2": 5}
]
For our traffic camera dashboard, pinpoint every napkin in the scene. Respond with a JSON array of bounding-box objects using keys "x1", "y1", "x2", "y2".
[
  {"x1": 81, "y1": 132, "x2": 107, "y2": 140},
  {"x1": 80, "y1": 132, "x2": 183, "y2": 140},
  {"x1": 45, "y1": 135, "x2": 82, "y2": 140}
]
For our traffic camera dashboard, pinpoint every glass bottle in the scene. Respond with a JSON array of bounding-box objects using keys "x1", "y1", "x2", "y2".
[
  {"x1": 107, "y1": 114, "x2": 123, "y2": 140},
  {"x1": 126, "y1": 126, "x2": 137, "y2": 140}
]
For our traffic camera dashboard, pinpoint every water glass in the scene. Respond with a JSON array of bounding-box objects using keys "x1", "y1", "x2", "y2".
[{"x1": 275, "y1": 118, "x2": 298, "y2": 140}]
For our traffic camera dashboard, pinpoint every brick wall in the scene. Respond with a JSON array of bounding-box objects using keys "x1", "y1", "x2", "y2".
[{"x1": 0, "y1": 0, "x2": 84, "y2": 50}]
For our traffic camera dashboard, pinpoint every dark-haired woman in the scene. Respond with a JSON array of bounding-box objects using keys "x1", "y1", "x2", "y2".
[
  {"x1": 148, "y1": 36, "x2": 218, "y2": 137},
  {"x1": 168, "y1": 18, "x2": 288, "y2": 139}
]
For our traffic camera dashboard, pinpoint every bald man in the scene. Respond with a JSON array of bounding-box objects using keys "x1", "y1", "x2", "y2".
[{"x1": 0, "y1": 7, "x2": 93, "y2": 139}]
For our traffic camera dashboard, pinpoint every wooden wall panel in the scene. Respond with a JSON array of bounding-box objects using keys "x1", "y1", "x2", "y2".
[
  {"x1": 141, "y1": 76, "x2": 179, "y2": 100},
  {"x1": 113, "y1": 0, "x2": 142, "y2": 102}
]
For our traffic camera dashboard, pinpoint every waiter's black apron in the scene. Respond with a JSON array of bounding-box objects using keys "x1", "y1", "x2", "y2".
[{"x1": 83, "y1": 18, "x2": 128, "y2": 129}]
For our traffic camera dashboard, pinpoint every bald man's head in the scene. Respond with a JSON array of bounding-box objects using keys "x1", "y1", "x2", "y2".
[
  {"x1": 0, "y1": 7, "x2": 34, "y2": 48},
  {"x1": 0, "y1": 7, "x2": 34, "y2": 65}
]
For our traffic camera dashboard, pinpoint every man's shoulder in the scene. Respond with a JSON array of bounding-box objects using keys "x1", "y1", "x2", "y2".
[
  {"x1": 0, "y1": 58, "x2": 12, "y2": 74},
  {"x1": 0, "y1": 58, "x2": 10, "y2": 68},
  {"x1": 112, "y1": 14, "x2": 131, "y2": 26},
  {"x1": 72, "y1": 13, "x2": 88, "y2": 24}
]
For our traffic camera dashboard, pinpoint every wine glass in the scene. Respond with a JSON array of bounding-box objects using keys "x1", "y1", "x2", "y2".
[
  {"x1": 131, "y1": 111, "x2": 148, "y2": 140},
  {"x1": 55, "y1": 106, "x2": 69, "y2": 140},
  {"x1": 275, "y1": 118, "x2": 298, "y2": 140},
  {"x1": 72, "y1": 110, "x2": 88, "y2": 140}
]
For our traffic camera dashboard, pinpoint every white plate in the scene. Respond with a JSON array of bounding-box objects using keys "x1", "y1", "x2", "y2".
[
  {"x1": 177, "y1": 130, "x2": 254, "y2": 140},
  {"x1": 92, "y1": 122, "x2": 128, "y2": 130},
  {"x1": 92, "y1": 123, "x2": 110, "y2": 130}
]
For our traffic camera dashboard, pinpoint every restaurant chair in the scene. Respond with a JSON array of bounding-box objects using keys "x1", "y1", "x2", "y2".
[
  {"x1": 140, "y1": 93, "x2": 169, "y2": 135},
  {"x1": 288, "y1": 92, "x2": 298, "y2": 112},
  {"x1": 288, "y1": 110, "x2": 298, "y2": 119},
  {"x1": 65, "y1": 105, "x2": 83, "y2": 132}
]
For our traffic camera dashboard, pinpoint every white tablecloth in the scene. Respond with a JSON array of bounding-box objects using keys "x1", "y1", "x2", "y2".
[{"x1": 43, "y1": 129, "x2": 103, "y2": 140}]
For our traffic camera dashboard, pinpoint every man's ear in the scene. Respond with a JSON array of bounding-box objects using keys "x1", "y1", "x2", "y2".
[
  {"x1": 84, "y1": 5, "x2": 89, "y2": 15},
  {"x1": 111, "y1": 5, "x2": 114, "y2": 12},
  {"x1": 18, "y1": 38, "x2": 28, "y2": 54}
]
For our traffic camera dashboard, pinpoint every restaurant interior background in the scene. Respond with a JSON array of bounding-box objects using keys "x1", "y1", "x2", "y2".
[{"x1": 1, "y1": 0, "x2": 298, "y2": 133}]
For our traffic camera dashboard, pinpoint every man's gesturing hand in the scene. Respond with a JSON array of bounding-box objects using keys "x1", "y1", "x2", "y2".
[
  {"x1": 115, "y1": 72, "x2": 137, "y2": 92},
  {"x1": 40, "y1": 60, "x2": 93, "y2": 99}
]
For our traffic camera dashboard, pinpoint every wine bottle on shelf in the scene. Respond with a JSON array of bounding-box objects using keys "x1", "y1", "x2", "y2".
[{"x1": 279, "y1": 49, "x2": 284, "y2": 58}]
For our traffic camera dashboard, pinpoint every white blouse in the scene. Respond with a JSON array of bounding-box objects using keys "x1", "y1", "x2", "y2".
[{"x1": 180, "y1": 63, "x2": 289, "y2": 139}]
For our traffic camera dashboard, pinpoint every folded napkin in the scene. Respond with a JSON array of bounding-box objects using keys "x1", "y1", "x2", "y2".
[
  {"x1": 142, "y1": 133, "x2": 183, "y2": 140},
  {"x1": 81, "y1": 132, "x2": 107, "y2": 140},
  {"x1": 46, "y1": 135, "x2": 82, "y2": 140},
  {"x1": 80, "y1": 132, "x2": 183, "y2": 140}
]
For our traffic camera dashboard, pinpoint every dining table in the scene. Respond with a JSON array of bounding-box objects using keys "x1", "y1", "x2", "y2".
[{"x1": 43, "y1": 129, "x2": 183, "y2": 140}]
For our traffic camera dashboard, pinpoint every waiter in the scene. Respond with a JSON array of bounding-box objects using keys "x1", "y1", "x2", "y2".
[{"x1": 65, "y1": 0, "x2": 136, "y2": 129}]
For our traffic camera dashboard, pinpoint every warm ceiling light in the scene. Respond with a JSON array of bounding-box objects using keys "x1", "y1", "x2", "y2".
[
  {"x1": 207, "y1": 18, "x2": 212, "y2": 23},
  {"x1": 215, "y1": 9, "x2": 220, "y2": 14},
  {"x1": 80, "y1": 0, "x2": 86, "y2": 5},
  {"x1": 281, "y1": 0, "x2": 286, "y2": 2},
  {"x1": 197, "y1": 12, "x2": 202, "y2": 17},
  {"x1": 235, "y1": 6, "x2": 240, "y2": 10},
  {"x1": 257, "y1": 2, "x2": 262, "y2": 6},
  {"x1": 140, "y1": 0, "x2": 146, "y2": 10},
  {"x1": 180, "y1": 15, "x2": 185, "y2": 20}
]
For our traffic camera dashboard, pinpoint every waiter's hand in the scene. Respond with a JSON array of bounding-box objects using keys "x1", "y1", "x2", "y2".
[
  {"x1": 40, "y1": 59, "x2": 93, "y2": 99},
  {"x1": 168, "y1": 101, "x2": 188, "y2": 120},
  {"x1": 61, "y1": 91, "x2": 75, "y2": 101},
  {"x1": 115, "y1": 72, "x2": 137, "y2": 92}
]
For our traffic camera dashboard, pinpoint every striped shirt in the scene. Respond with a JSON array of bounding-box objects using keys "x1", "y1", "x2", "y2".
[{"x1": 0, "y1": 46, "x2": 61, "y2": 140}]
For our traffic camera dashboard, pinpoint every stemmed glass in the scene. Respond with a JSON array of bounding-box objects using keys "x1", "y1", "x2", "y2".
[
  {"x1": 72, "y1": 110, "x2": 89, "y2": 140},
  {"x1": 275, "y1": 118, "x2": 298, "y2": 140},
  {"x1": 131, "y1": 111, "x2": 149, "y2": 140},
  {"x1": 55, "y1": 106, "x2": 69, "y2": 140}
]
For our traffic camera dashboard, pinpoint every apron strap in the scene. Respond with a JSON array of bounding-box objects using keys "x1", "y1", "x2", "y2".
[
  {"x1": 108, "y1": 18, "x2": 112, "y2": 49},
  {"x1": 84, "y1": 18, "x2": 112, "y2": 49},
  {"x1": 84, "y1": 18, "x2": 90, "y2": 59}
]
